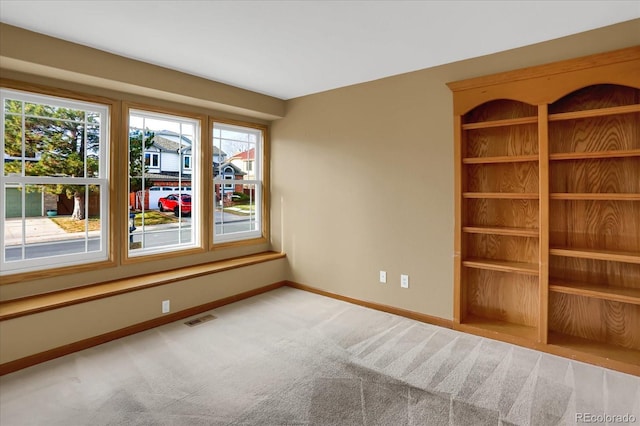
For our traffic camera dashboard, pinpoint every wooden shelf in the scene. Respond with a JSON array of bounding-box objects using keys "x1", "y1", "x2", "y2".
[
  {"x1": 463, "y1": 155, "x2": 538, "y2": 164},
  {"x1": 548, "y1": 332, "x2": 640, "y2": 374},
  {"x1": 549, "y1": 149, "x2": 640, "y2": 161},
  {"x1": 548, "y1": 103, "x2": 640, "y2": 122},
  {"x1": 460, "y1": 315, "x2": 538, "y2": 341},
  {"x1": 462, "y1": 226, "x2": 538, "y2": 237},
  {"x1": 550, "y1": 193, "x2": 640, "y2": 201},
  {"x1": 550, "y1": 280, "x2": 640, "y2": 305},
  {"x1": 463, "y1": 258, "x2": 539, "y2": 275},
  {"x1": 550, "y1": 248, "x2": 640, "y2": 264},
  {"x1": 463, "y1": 192, "x2": 539, "y2": 199},
  {"x1": 462, "y1": 116, "x2": 537, "y2": 130}
]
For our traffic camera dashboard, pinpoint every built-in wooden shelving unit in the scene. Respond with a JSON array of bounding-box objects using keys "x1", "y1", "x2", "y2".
[{"x1": 449, "y1": 46, "x2": 640, "y2": 376}]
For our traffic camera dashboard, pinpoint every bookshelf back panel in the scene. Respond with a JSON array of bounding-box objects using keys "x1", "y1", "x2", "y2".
[
  {"x1": 549, "y1": 200, "x2": 640, "y2": 252},
  {"x1": 549, "y1": 84, "x2": 640, "y2": 114},
  {"x1": 550, "y1": 257, "x2": 640, "y2": 289},
  {"x1": 465, "y1": 199, "x2": 539, "y2": 229},
  {"x1": 550, "y1": 158, "x2": 640, "y2": 193},
  {"x1": 549, "y1": 293, "x2": 640, "y2": 350},
  {"x1": 466, "y1": 234, "x2": 539, "y2": 263},
  {"x1": 549, "y1": 112, "x2": 640, "y2": 154},
  {"x1": 465, "y1": 268, "x2": 539, "y2": 326},
  {"x1": 464, "y1": 99, "x2": 537, "y2": 123},
  {"x1": 466, "y1": 163, "x2": 539, "y2": 193},
  {"x1": 465, "y1": 124, "x2": 538, "y2": 158}
]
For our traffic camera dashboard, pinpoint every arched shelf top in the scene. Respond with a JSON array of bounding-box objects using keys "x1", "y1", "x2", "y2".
[
  {"x1": 448, "y1": 46, "x2": 640, "y2": 116},
  {"x1": 549, "y1": 83, "x2": 640, "y2": 114},
  {"x1": 463, "y1": 99, "x2": 537, "y2": 123}
]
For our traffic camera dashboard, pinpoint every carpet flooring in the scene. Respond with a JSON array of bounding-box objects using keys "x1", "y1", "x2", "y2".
[{"x1": 1, "y1": 287, "x2": 639, "y2": 425}]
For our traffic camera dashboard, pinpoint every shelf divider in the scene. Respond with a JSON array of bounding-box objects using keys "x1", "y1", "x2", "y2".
[
  {"x1": 550, "y1": 193, "x2": 640, "y2": 201},
  {"x1": 549, "y1": 248, "x2": 640, "y2": 264},
  {"x1": 549, "y1": 149, "x2": 640, "y2": 161},
  {"x1": 462, "y1": 226, "x2": 538, "y2": 237},
  {"x1": 463, "y1": 258, "x2": 539, "y2": 275},
  {"x1": 463, "y1": 192, "x2": 539, "y2": 199},
  {"x1": 548, "y1": 104, "x2": 640, "y2": 121},
  {"x1": 462, "y1": 116, "x2": 537, "y2": 130},
  {"x1": 549, "y1": 280, "x2": 640, "y2": 305},
  {"x1": 463, "y1": 155, "x2": 538, "y2": 164}
]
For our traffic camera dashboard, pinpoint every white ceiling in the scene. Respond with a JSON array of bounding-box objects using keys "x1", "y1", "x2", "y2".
[{"x1": 1, "y1": 1, "x2": 638, "y2": 100}]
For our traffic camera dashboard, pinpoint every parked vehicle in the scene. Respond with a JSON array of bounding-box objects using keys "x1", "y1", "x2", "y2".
[{"x1": 158, "y1": 194, "x2": 191, "y2": 216}]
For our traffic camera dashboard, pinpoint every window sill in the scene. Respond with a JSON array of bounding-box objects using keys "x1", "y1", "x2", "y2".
[{"x1": 0, "y1": 251, "x2": 285, "y2": 321}]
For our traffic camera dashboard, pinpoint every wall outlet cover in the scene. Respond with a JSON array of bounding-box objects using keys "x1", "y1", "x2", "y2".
[{"x1": 400, "y1": 274, "x2": 409, "y2": 288}]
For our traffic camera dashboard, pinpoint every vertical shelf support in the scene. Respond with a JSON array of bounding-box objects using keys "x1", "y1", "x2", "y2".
[{"x1": 538, "y1": 104, "x2": 549, "y2": 344}]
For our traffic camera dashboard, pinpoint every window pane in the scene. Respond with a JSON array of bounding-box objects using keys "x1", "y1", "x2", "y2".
[
  {"x1": 214, "y1": 183, "x2": 259, "y2": 236},
  {"x1": 213, "y1": 122, "x2": 262, "y2": 242},
  {"x1": 128, "y1": 110, "x2": 199, "y2": 256},
  {"x1": 1, "y1": 89, "x2": 109, "y2": 275},
  {"x1": 4, "y1": 183, "x2": 103, "y2": 263}
]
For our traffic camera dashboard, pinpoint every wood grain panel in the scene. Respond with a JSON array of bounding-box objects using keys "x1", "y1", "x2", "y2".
[
  {"x1": 549, "y1": 257, "x2": 640, "y2": 289},
  {"x1": 549, "y1": 200, "x2": 640, "y2": 252},
  {"x1": 549, "y1": 112, "x2": 640, "y2": 154},
  {"x1": 466, "y1": 162, "x2": 539, "y2": 193},
  {"x1": 466, "y1": 269, "x2": 539, "y2": 327},
  {"x1": 466, "y1": 234, "x2": 539, "y2": 263},
  {"x1": 550, "y1": 158, "x2": 640, "y2": 193},
  {"x1": 549, "y1": 84, "x2": 639, "y2": 114},
  {"x1": 465, "y1": 124, "x2": 538, "y2": 158},
  {"x1": 549, "y1": 293, "x2": 640, "y2": 350},
  {"x1": 466, "y1": 199, "x2": 539, "y2": 229},
  {"x1": 464, "y1": 99, "x2": 537, "y2": 123}
]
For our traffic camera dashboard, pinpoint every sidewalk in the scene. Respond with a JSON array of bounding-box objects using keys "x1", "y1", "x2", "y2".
[{"x1": 3, "y1": 217, "x2": 98, "y2": 246}]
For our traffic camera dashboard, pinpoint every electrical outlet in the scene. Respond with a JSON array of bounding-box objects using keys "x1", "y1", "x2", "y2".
[
  {"x1": 379, "y1": 270, "x2": 387, "y2": 283},
  {"x1": 400, "y1": 274, "x2": 409, "y2": 289},
  {"x1": 162, "y1": 300, "x2": 170, "y2": 313}
]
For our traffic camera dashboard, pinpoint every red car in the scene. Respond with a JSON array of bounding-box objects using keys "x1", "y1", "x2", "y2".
[{"x1": 158, "y1": 194, "x2": 192, "y2": 216}]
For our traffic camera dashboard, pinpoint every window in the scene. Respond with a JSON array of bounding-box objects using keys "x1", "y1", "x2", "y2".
[
  {"x1": 144, "y1": 152, "x2": 159, "y2": 168},
  {"x1": 213, "y1": 122, "x2": 263, "y2": 242},
  {"x1": 128, "y1": 109, "x2": 199, "y2": 256},
  {"x1": 1, "y1": 89, "x2": 110, "y2": 275},
  {"x1": 183, "y1": 155, "x2": 191, "y2": 170}
]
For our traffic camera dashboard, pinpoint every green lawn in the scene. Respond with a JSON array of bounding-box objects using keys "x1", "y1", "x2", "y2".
[{"x1": 50, "y1": 211, "x2": 177, "y2": 233}]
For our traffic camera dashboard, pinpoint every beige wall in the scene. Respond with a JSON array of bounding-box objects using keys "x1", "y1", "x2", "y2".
[
  {"x1": 270, "y1": 19, "x2": 640, "y2": 320},
  {"x1": 0, "y1": 259, "x2": 287, "y2": 363}
]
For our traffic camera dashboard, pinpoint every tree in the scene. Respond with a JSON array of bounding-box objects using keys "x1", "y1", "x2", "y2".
[
  {"x1": 128, "y1": 128, "x2": 155, "y2": 193},
  {"x1": 4, "y1": 100, "x2": 101, "y2": 220}
]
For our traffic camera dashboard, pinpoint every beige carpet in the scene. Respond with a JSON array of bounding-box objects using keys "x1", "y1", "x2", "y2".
[{"x1": 1, "y1": 287, "x2": 639, "y2": 425}]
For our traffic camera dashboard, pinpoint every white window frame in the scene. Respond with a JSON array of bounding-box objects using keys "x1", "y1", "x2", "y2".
[
  {"x1": 1, "y1": 88, "x2": 110, "y2": 275},
  {"x1": 128, "y1": 109, "x2": 200, "y2": 257},
  {"x1": 213, "y1": 122, "x2": 263, "y2": 243},
  {"x1": 183, "y1": 154, "x2": 192, "y2": 170}
]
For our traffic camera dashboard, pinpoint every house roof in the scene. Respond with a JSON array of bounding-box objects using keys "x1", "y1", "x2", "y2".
[
  {"x1": 150, "y1": 131, "x2": 225, "y2": 156},
  {"x1": 152, "y1": 131, "x2": 191, "y2": 152},
  {"x1": 146, "y1": 172, "x2": 192, "y2": 182},
  {"x1": 230, "y1": 148, "x2": 255, "y2": 161}
]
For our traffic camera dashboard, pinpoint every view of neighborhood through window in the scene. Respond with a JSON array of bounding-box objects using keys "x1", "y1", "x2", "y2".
[
  {"x1": 1, "y1": 89, "x2": 109, "y2": 275},
  {"x1": 128, "y1": 109, "x2": 199, "y2": 256},
  {"x1": 213, "y1": 122, "x2": 262, "y2": 242}
]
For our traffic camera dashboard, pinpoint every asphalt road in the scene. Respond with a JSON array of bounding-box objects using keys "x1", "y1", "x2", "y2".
[{"x1": 5, "y1": 218, "x2": 255, "y2": 261}]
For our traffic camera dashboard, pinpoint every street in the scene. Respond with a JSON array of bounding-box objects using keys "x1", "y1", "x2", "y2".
[{"x1": 5, "y1": 216, "x2": 256, "y2": 261}]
